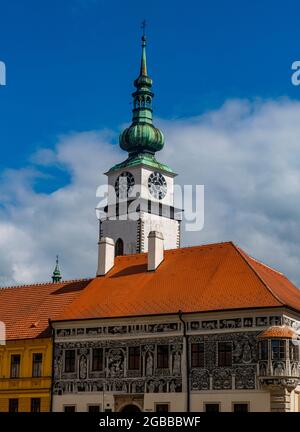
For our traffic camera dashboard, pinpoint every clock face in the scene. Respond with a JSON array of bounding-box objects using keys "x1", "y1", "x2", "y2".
[
  {"x1": 148, "y1": 171, "x2": 167, "y2": 200},
  {"x1": 115, "y1": 172, "x2": 135, "y2": 198}
]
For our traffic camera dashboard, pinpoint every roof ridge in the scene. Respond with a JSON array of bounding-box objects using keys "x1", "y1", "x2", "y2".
[
  {"x1": 0, "y1": 277, "x2": 92, "y2": 291},
  {"x1": 247, "y1": 255, "x2": 284, "y2": 276},
  {"x1": 114, "y1": 241, "x2": 233, "y2": 260},
  {"x1": 233, "y1": 244, "x2": 284, "y2": 306}
]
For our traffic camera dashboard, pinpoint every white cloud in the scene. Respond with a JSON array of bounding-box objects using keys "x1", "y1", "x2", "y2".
[{"x1": 1, "y1": 99, "x2": 300, "y2": 287}]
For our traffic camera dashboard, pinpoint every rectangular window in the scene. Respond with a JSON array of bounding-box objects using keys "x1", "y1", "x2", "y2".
[
  {"x1": 155, "y1": 403, "x2": 169, "y2": 412},
  {"x1": 9, "y1": 399, "x2": 18, "y2": 413},
  {"x1": 289, "y1": 341, "x2": 299, "y2": 361},
  {"x1": 92, "y1": 348, "x2": 103, "y2": 371},
  {"x1": 205, "y1": 403, "x2": 220, "y2": 412},
  {"x1": 191, "y1": 343, "x2": 204, "y2": 368},
  {"x1": 32, "y1": 353, "x2": 43, "y2": 377},
  {"x1": 88, "y1": 405, "x2": 100, "y2": 412},
  {"x1": 128, "y1": 346, "x2": 141, "y2": 370},
  {"x1": 10, "y1": 354, "x2": 21, "y2": 378},
  {"x1": 271, "y1": 340, "x2": 285, "y2": 360},
  {"x1": 218, "y1": 342, "x2": 232, "y2": 367},
  {"x1": 157, "y1": 345, "x2": 169, "y2": 369},
  {"x1": 159, "y1": 203, "x2": 163, "y2": 216},
  {"x1": 65, "y1": 349, "x2": 76, "y2": 373},
  {"x1": 233, "y1": 403, "x2": 248, "y2": 413},
  {"x1": 259, "y1": 340, "x2": 268, "y2": 360},
  {"x1": 31, "y1": 398, "x2": 41, "y2": 413},
  {"x1": 64, "y1": 405, "x2": 76, "y2": 412}
]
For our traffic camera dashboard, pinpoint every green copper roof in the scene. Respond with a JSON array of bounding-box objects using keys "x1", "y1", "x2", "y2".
[
  {"x1": 52, "y1": 255, "x2": 62, "y2": 283},
  {"x1": 109, "y1": 153, "x2": 174, "y2": 174},
  {"x1": 119, "y1": 35, "x2": 165, "y2": 157}
]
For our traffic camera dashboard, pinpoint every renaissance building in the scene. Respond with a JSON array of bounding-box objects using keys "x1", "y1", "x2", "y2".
[
  {"x1": 0, "y1": 35, "x2": 300, "y2": 413},
  {"x1": 50, "y1": 36, "x2": 300, "y2": 413}
]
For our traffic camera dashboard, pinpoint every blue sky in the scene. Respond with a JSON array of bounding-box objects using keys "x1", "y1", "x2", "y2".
[
  {"x1": 1, "y1": 0, "x2": 300, "y2": 173},
  {"x1": 1, "y1": 1, "x2": 300, "y2": 285}
]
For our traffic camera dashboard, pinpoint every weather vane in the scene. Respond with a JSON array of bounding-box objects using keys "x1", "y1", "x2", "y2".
[{"x1": 141, "y1": 20, "x2": 146, "y2": 38}]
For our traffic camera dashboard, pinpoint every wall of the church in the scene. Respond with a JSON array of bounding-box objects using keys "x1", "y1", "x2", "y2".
[
  {"x1": 101, "y1": 210, "x2": 180, "y2": 254},
  {"x1": 101, "y1": 218, "x2": 139, "y2": 254},
  {"x1": 140, "y1": 212, "x2": 180, "y2": 252}
]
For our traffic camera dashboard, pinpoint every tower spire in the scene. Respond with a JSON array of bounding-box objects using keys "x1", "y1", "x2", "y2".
[
  {"x1": 52, "y1": 255, "x2": 62, "y2": 283},
  {"x1": 140, "y1": 20, "x2": 147, "y2": 76},
  {"x1": 119, "y1": 26, "x2": 164, "y2": 156}
]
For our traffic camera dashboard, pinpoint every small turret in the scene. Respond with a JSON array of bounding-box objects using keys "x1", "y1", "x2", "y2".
[{"x1": 52, "y1": 255, "x2": 62, "y2": 283}]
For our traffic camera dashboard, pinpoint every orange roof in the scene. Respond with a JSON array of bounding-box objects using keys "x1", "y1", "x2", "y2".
[
  {"x1": 58, "y1": 242, "x2": 300, "y2": 321},
  {"x1": 0, "y1": 279, "x2": 91, "y2": 340},
  {"x1": 258, "y1": 325, "x2": 298, "y2": 339},
  {"x1": 1, "y1": 242, "x2": 300, "y2": 340}
]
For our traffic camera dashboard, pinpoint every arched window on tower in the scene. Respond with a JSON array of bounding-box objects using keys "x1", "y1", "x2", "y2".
[{"x1": 115, "y1": 238, "x2": 124, "y2": 257}]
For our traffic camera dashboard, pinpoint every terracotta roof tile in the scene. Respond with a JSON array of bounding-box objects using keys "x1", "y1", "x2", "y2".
[
  {"x1": 2, "y1": 242, "x2": 300, "y2": 340},
  {"x1": 57, "y1": 242, "x2": 300, "y2": 321},
  {"x1": 0, "y1": 279, "x2": 91, "y2": 340},
  {"x1": 258, "y1": 325, "x2": 298, "y2": 339}
]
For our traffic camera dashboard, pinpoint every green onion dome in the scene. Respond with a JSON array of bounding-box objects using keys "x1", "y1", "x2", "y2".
[{"x1": 120, "y1": 123, "x2": 164, "y2": 154}]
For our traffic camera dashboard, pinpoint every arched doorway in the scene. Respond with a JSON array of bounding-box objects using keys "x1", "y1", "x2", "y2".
[
  {"x1": 120, "y1": 404, "x2": 141, "y2": 413},
  {"x1": 115, "y1": 238, "x2": 124, "y2": 256}
]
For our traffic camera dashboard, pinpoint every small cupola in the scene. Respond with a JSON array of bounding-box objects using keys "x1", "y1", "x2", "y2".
[{"x1": 51, "y1": 255, "x2": 62, "y2": 283}]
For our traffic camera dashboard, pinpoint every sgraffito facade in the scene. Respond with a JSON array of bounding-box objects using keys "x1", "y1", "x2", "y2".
[{"x1": 51, "y1": 310, "x2": 300, "y2": 412}]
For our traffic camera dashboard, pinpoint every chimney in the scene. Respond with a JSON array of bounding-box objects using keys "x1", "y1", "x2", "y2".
[
  {"x1": 148, "y1": 231, "x2": 164, "y2": 271},
  {"x1": 97, "y1": 237, "x2": 115, "y2": 276}
]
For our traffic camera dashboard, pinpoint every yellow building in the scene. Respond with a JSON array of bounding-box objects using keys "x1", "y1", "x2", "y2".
[
  {"x1": 0, "y1": 338, "x2": 52, "y2": 412},
  {"x1": 0, "y1": 274, "x2": 91, "y2": 412}
]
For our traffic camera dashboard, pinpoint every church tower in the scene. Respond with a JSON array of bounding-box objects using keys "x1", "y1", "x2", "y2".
[{"x1": 100, "y1": 34, "x2": 181, "y2": 255}]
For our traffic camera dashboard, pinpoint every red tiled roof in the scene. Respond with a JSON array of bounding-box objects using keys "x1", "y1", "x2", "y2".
[
  {"x1": 1, "y1": 242, "x2": 300, "y2": 340},
  {"x1": 258, "y1": 325, "x2": 298, "y2": 339},
  {"x1": 58, "y1": 242, "x2": 300, "y2": 321},
  {"x1": 0, "y1": 279, "x2": 91, "y2": 340}
]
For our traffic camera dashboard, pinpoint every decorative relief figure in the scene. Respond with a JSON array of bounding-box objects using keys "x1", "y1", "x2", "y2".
[
  {"x1": 212, "y1": 368, "x2": 232, "y2": 390},
  {"x1": 191, "y1": 369, "x2": 210, "y2": 390},
  {"x1": 190, "y1": 321, "x2": 200, "y2": 330},
  {"x1": 233, "y1": 341, "x2": 243, "y2": 363},
  {"x1": 147, "y1": 380, "x2": 155, "y2": 393},
  {"x1": 242, "y1": 341, "x2": 252, "y2": 364},
  {"x1": 269, "y1": 316, "x2": 281, "y2": 326},
  {"x1": 107, "y1": 349, "x2": 124, "y2": 377},
  {"x1": 158, "y1": 380, "x2": 164, "y2": 392},
  {"x1": 291, "y1": 363, "x2": 298, "y2": 377},
  {"x1": 146, "y1": 352, "x2": 153, "y2": 376},
  {"x1": 259, "y1": 362, "x2": 267, "y2": 377},
  {"x1": 170, "y1": 380, "x2": 177, "y2": 392},
  {"x1": 235, "y1": 367, "x2": 255, "y2": 389},
  {"x1": 202, "y1": 320, "x2": 218, "y2": 330},
  {"x1": 274, "y1": 362, "x2": 285, "y2": 376},
  {"x1": 54, "y1": 351, "x2": 63, "y2": 380},
  {"x1": 220, "y1": 318, "x2": 242, "y2": 329},
  {"x1": 173, "y1": 351, "x2": 181, "y2": 375},
  {"x1": 256, "y1": 317, "x2": 268, "y2": 326},
  {"x1": 79, "y1": 355, "x2": 87, "y2": 380},
  {"x1": 243, "y1": 318, "x2": 253, "y2": 327}
]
